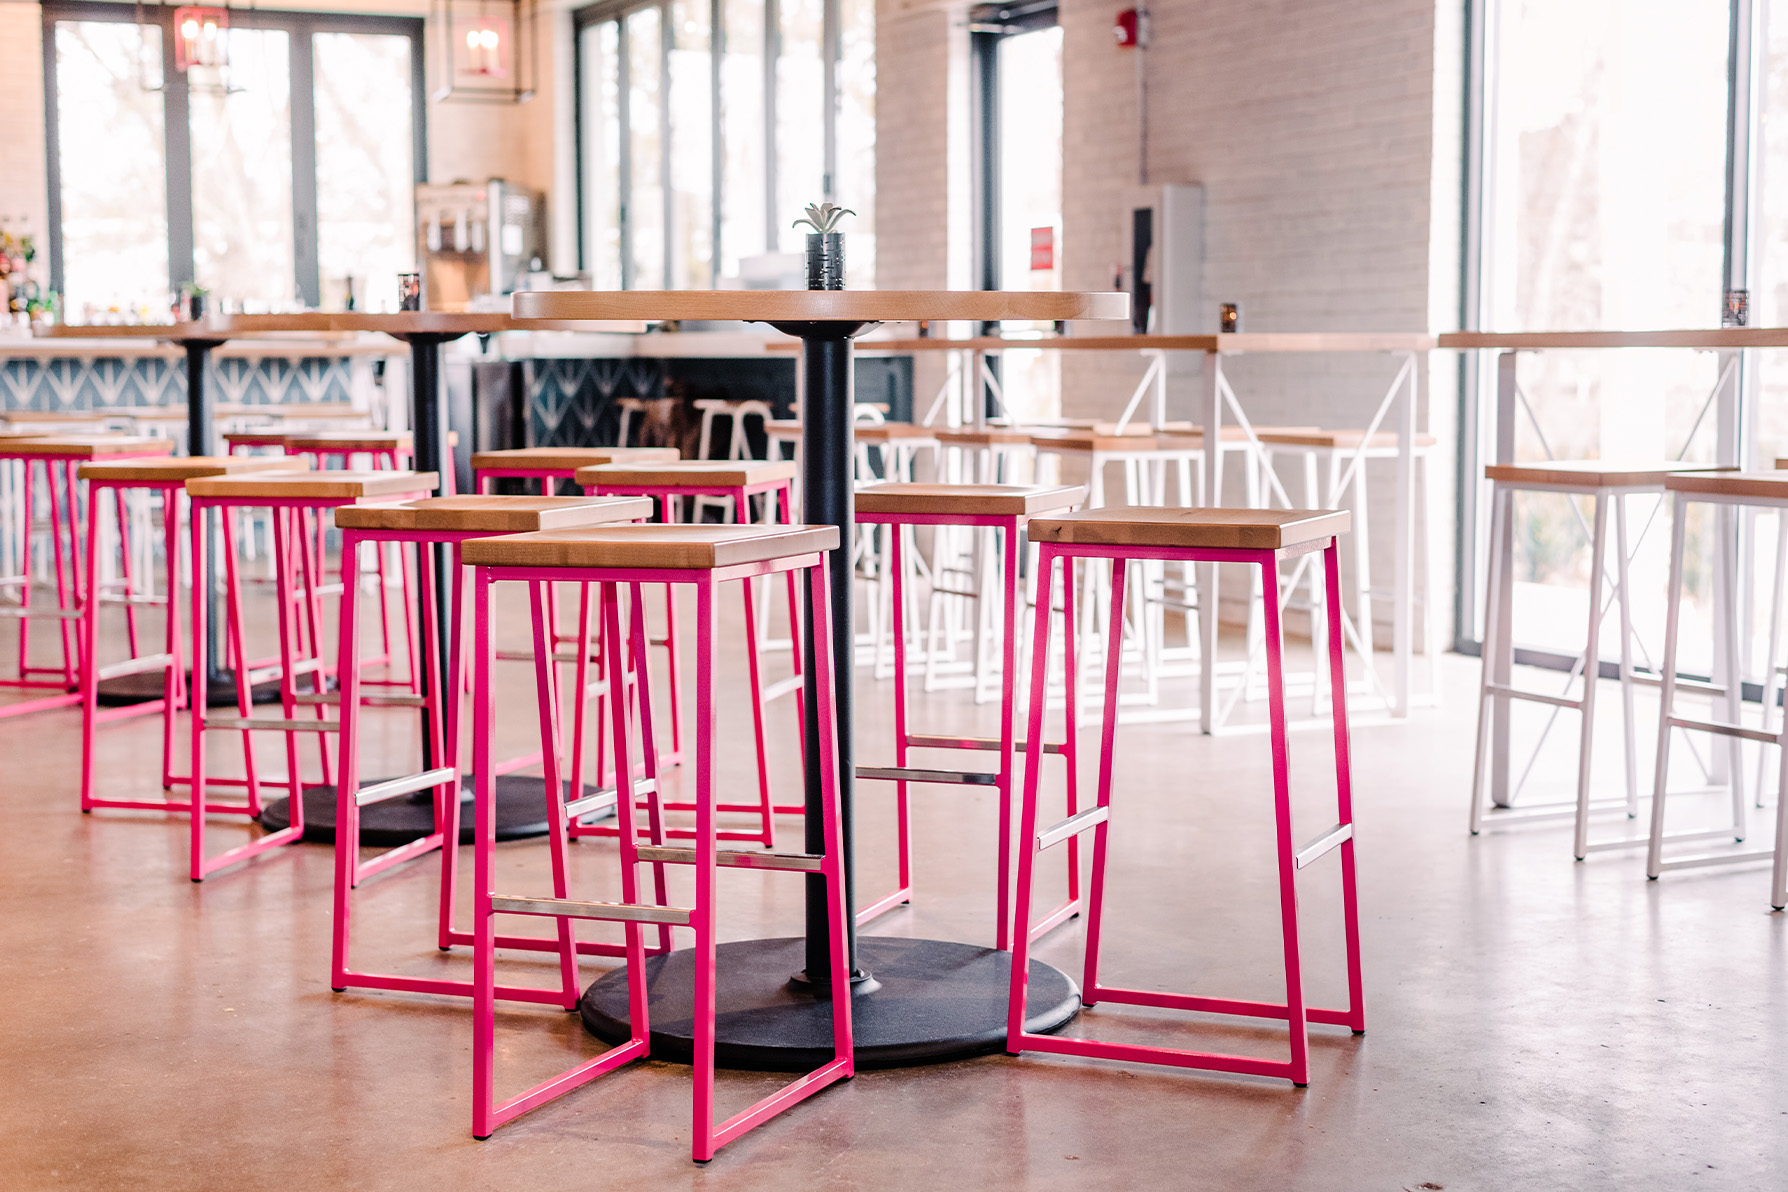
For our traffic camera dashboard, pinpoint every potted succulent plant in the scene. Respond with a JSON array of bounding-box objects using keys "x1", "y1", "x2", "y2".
[{"x1": 793, "y1": 202, "x2": 855, "y2": 290}]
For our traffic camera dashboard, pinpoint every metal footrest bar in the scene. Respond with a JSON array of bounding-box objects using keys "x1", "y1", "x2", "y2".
[
  {"x1": 1476, "y1": 798, "x2": 1632, "y2": 826},
  {"x1": 1486, "y1": 682, "x2": 1582, "y2": 711},
  {"x1": 856, "y1": 764, "x2": 998, "y2": 786},
  {"x1": 1090, "y1": 985, "x2": 1357, "y2": 1028},
  {"x1": 1668, "y1": 715, "x2": 1778, "y2": 745},
  {"x1": 0, "y1": 605, "x2": 81, "y2": 620},
  {"x1": 1037, "y1": 806, "x2": 1109, "y2": 850},
  {"x1": 761, "y1": 674, "x2": 803, "y2": 702},
  {"x1": 1294, "y1": 823, "x2": 1353, "y2": 869},
  {"x1": 1654, "y1": 847, "x2": 1775, "y2": 873},
  {"x1": 905, "y1": 733, "x2": 1064, "y2": 754},
  {"x1": 202, "y1": 715, "x2": 341, "y2": 733},
  {"x1": 295, "y1": 691, "x2": 429, "y2": 707},
  {"x1": 564, "y1": 790, "x2": 620, "y2": 819},
  {"x1": 1581, "y1": 826, "x2": 1738, "y2": 855},
  {"x1": 335, "y1": 970, "x2": 572, "y2": 1007},
  {"x1": 489, "y1": 895, "x2": 692, "y2": 927},
  {"x1": 356, "y1": 767, "x2": 458, "y2": 808},
  {"x1": 95, "y1": 652, "x2": 174, "y2": 681},
  {"x1": 635, "y1": 845, "x2": 823, "y2": 872}
]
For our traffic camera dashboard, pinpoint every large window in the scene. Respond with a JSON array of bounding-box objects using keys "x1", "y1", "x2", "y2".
[
  {"x1": 1468, "y1": 0, "x2": 1731, "y2": 663},
  {"x1": 44, "y1": 2, "x2": 424, "y2": 318},
  {"x1": 575, "y1": 0, "x2": 875, "y2": 288}
]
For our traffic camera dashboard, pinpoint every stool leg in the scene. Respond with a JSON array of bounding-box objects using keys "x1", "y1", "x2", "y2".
[
  {"x1": 113, "y1": 487, "x2": 140, "y2": 659},
  {"x1": 188, "y1": 504, "x2": 210, "y2": 881},
  {"x1": 161, "y1": 492, "x2": 184, "y2": 791},
  {"x1": 1754, "y1": 512, "x2": 1788, "y2": 809},
  {"x1": 332, "y1": 530, "x2": 365, "y2": 986},
  {"x1": 1613, "y1": 494, "x2": 1640, "y2": 818},
  {"x1": 439, "y1": 549, "x2": 468, "y2": 950},
  {"x1": 1572, "y1": 494, "x2": 1609, "y2": 861},
  {"x1": 273, "y1": 509, "x2": 311, "y2": 820},
  {"x1": 15, "y1": 459, "x2": 32, "y2": 673},
  {"x1": 78, "y1": 481, "x2": 104, "y2": 811},
  {"x1": 219, "y1": 509, "x2": 264, "y2": 810},
  {"x1": 1007, "y1": 545, "x2": 1058, "y2": 1046},
  {"x1": 623, "y1": 582, "x2": 673, "y2": 955},
  {"x1": 527, "y1": 581, "x2": 583, "y2": 1009},
  {"x1": 736, "y1": 501, "x2": 778, "y2": 847},
  {"x1": 603, "y1": 580, "x2": 659, "y2": 1018},
  {"x1": 995, "y1": 521, "x2": 1020, "y2": 950},
  {"x1": 471, "y1": 570, "x2": 498, "y2": 1138},
  {"x1": 1648, "y1": 498, "x2": 1692, "y2": 879},
  {"x1": 857, "y1": 522, "x2": 914, "y2": 926},
  {"x1": 1771, "y1": 716, "x2": 1788, "y2": 909},
  {"x1": 691, "y1": 574, "x2": 720, "y2": 1163},
  {"x1": 1470, "y1": 485, "x2": 1511, "y2": 834},
  {"x1": 1259, "y1": 553, "x2": 1311, "y2": 1085},
  {"x1": 1322, "y1": 540, "x2": 1366, "y2": 1031},
  {"x1": 1081, "y1": 556, "x2": 1129, "y2": 1003}
]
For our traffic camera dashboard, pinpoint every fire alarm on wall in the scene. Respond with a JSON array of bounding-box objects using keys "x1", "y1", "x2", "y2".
[{"x1": 1114, "y1": 8, "x2": 1138, "y2": 46}]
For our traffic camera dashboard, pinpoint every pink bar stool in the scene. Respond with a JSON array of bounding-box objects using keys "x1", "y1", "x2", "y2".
[
  {"x1": 461, "y1": 522, "x2": 852, "y2": 1162},
  {"x1": 327, "y1": 493, "x2": 657, "y2": 1000},
  {"x1": 0, "y1": 436, "x2": 174, "y2": 720},
  {"x1": 181, "y1": 469, "x2": 436, "y2": 880},
  {"x1": 78, "y1": 455, "x2": 304, "y2": 813},
  {"x1": 473, "y1": 445, "x2": 688, "y2": 770},
  {"x1": 470, "y1": 445, "x2": 680, "y2": 495},
  {"x1": 287, "y1": 429, "x2": 434, "y2": 684},
  {"x1": 1008, "y1": 506, "x2": 1366, "y2": 1086},
  {"x1": 853, "y1": 481, "x2": 1086, "y2": 947},
  {"x1": 575, "y1": 459, "x2": 804, "y2": 846}
]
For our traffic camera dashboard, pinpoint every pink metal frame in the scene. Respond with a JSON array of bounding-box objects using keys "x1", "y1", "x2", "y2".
[
  {"x1": 80, "y1": 477, "x2": 215, "y2": 814},
  {"x1": 331, "y1": 521, "x2": 666, "y2": 1000},
  {"x1": 1007, "y1": 537, "x2": 1365, "y2": 1085},
  {"x1": 1, "y1": 445, "x2": 167, "y2": 720},
  {"x1": 475, "y1": 461, "x2": 686, "y2": 778},
  {"x1": 184, "y1": 484, "x2": 428, "y2": 880},
  {"x1": 469, "y1": 552, "x2": 852, "y2": 1162},
  {"x1": 587, "y1": 476, "x2": 803, "y2": 846},
  {"x1": 297, "y1": 444, "x2": 420, "y2": 691},
  {"x1": 854, "y1": 508, "x2": 1080, "y2": 949}
]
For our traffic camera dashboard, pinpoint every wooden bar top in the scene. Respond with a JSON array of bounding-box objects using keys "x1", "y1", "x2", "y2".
[
  {"x1": 1440, "y1": 328, "x2": 1788, "y2": 350},
  {"x1": 513, "y1": 290, "x2": 1129, "y2": 325}
]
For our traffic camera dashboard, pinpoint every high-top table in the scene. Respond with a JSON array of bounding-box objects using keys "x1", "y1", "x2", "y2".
[
  {"x1": 515, "y1": 289, "x2": 1128, "y2": 1068},
  {"x1": 1441, "y1": 328, "x2": 1788, "y2": 811}
]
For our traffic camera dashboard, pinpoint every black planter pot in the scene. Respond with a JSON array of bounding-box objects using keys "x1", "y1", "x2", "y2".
[
  {"x1": 806, "y1": 233, "x2": 845, "y2": 290},
  {"x1": 184, "y1": 292, "x2": 206, "y2": 321}
]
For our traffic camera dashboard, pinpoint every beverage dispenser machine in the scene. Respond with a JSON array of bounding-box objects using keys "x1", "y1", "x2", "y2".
[{"x1": 416, "y1": 179, "x2": 543, "y2": 310}]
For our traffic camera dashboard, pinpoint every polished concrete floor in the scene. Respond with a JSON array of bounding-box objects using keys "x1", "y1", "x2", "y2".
[{"x1": 1, "y1": 583, "x2": 1784, "y2": 1191}]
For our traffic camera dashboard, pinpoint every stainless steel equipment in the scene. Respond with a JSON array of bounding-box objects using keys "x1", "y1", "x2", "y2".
[{"x1": 415, "y1": 179, "x2": 543, "y2": 310}]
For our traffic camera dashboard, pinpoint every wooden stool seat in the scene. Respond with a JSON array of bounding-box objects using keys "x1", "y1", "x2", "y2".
[
  {"x1": 935, "y1": 428, "x2": 1037, "y2": 446},
  {"x1": 469, "y1": 446, "x2": 680, "y2": 472},
  {"x1": 0, "y1": 429, "x2": 52, "y2": 441},
  {"x1": 1260, "y1": 429, "x2": 1438, "y2": 450},
  {"x1": 574, "y1": 459, "x2": 798, "y2": 489},
  {"x1": 460, "y1": 523, "x2": 838, "y2": 570},
  {"x1": 335, "y1": 494, "x2": 652, "y2": 532},
  {"x1": 855, "y1": 482, "x2": 1085, "y2": 517},
  {"x1": 1032, "y1": 430, "x2": 1190, "y2": 453},
  {"x1": 1485, "y1": 461, "x2": 1731, "y2": 489},
  {"x1": 78, "y1": 456, "x2": 307, "y2": 483},
  {"x1": 1029, "y1": 506, "x2": 1350, "y2": 551},
  {"x1": 2, "y1": 436, "x2": 175, "y2": 458},
  {"x1": 223, "y1": 430, "x2": 293, "y2": 448},
  {"x1": 284, "y1": 431, "x2": 414, "y2": 453},
  {"x1": 1664, "y1": 470, "x2": 1788, "y2": 501},
  {"x1": 185, "y1": 470, "x2": 438, "y2": 500},
  {"x1": 1, "y1": 410, "x2": 112, "y2": 424},
  {"x1": 766, "y1": 418, "x2": 802, "y2": 433},
  {"x1": 854, "y1": 422, "x2": 940, "y2": 443}
]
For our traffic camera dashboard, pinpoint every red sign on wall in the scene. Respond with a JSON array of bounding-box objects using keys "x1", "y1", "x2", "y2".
[{"x1": 1030, "y1": 226, "x2": 1055, "y2": 271}]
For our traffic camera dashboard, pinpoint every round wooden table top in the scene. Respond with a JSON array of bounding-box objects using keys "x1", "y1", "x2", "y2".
[{"x1": 511, "y1": 289, "x2": 1130, "y2": 325}]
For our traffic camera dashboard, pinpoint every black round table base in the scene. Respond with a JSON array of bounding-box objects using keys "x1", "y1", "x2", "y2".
[
  {"x1": 579, "y1": 936, "x2": 1080, "y2": 1071},
  {"x1": 94, "y1": 671, "x2": 287, "y2": 708},
  {"x1": 256, "y1": 775, "x2": 607, "y2": 846}
]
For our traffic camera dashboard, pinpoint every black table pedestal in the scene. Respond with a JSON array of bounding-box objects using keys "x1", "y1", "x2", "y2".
[{"x1": 573, "y1": 319, "x2": 1082, "y2": 1067}]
